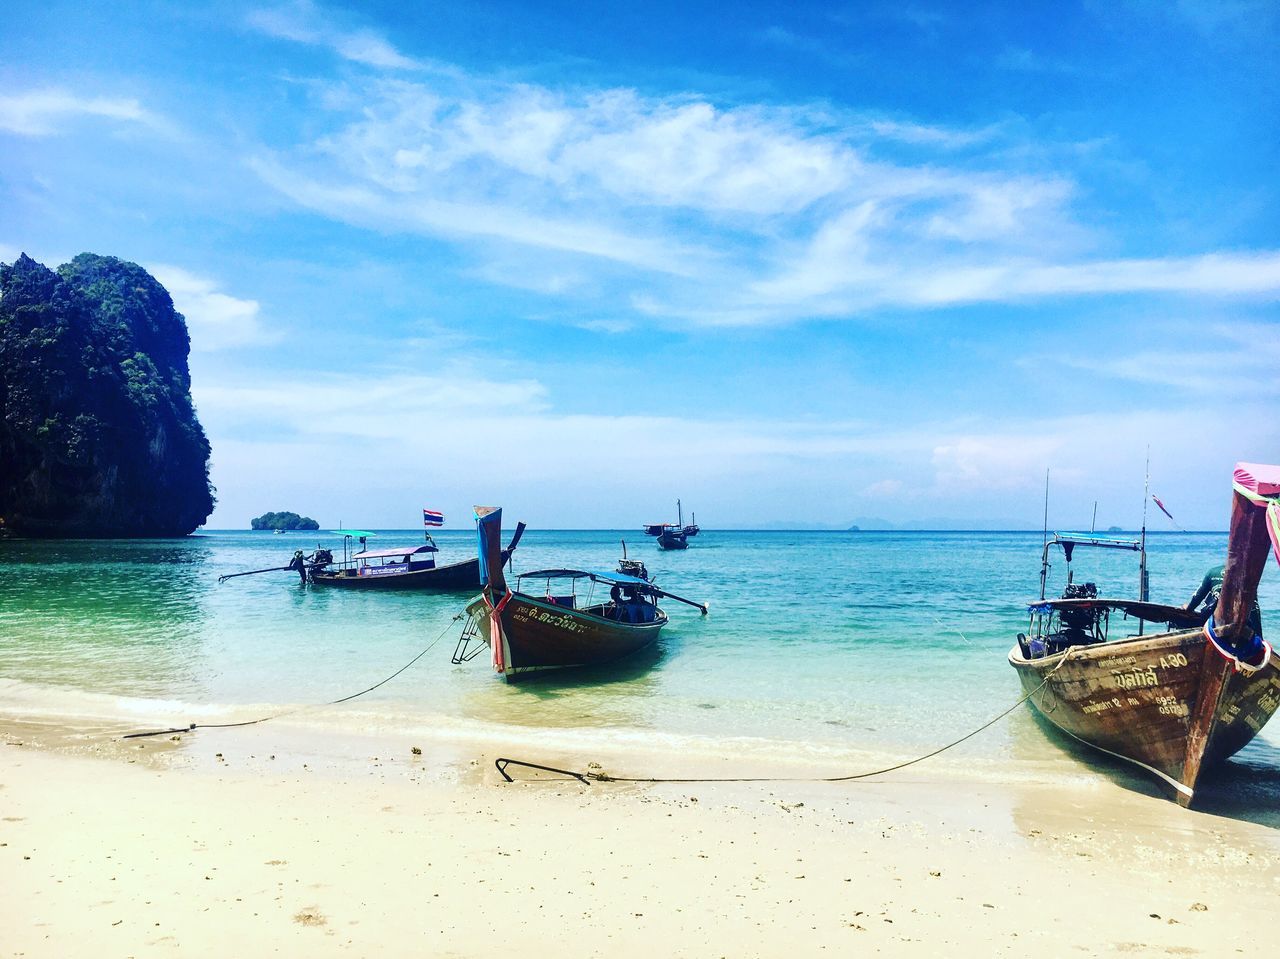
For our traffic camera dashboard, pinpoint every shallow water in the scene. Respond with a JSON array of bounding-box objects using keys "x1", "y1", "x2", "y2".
[{"x1": 2, "y1": 528, "x2": 1277, "y2": 795}]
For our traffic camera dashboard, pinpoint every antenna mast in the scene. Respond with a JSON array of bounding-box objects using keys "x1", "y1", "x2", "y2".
[
  {"x1": 1139, "y1": 449, "x2": 1150, "y2": 607},
  {"x1": 1039, "y1": 469, "x2": 1050, "y2": 601}
]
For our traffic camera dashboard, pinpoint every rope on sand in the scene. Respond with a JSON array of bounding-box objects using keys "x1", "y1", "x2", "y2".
[{"x1": 494, "y1": 654, "x2": 1077, "y2": 786}]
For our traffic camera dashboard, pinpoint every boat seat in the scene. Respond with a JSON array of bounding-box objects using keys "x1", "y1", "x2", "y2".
[{"x1": 548, "y1": 595, "x2": 576, "y2": 609}]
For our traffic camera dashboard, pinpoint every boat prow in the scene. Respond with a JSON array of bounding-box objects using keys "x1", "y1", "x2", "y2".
[
  {"x1": 467, "y1": 506, "x2": 704, "y2": 683},
  {"x1": 1009, "y1": 627, "x2": 1280, "y2": 804},
  {"x1": 1010, "y1": 461, "x2": 1280, "y2": 805}
]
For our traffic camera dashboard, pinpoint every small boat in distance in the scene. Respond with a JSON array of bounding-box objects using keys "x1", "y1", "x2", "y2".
[
  {"x1": 1009, "y1": 462, "x2": 1280, "y2": 805},
  {"x1": 458, "y1": 507, "x2": 707, "y2": 682},
  {"x1": 644, "y1": 498, "x2": 699, "y2": 550}
]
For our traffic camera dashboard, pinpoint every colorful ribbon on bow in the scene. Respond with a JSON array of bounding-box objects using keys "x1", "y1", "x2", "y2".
[{"x1": 1233, "y1": 462, "x2": 1280, "y2": 570}]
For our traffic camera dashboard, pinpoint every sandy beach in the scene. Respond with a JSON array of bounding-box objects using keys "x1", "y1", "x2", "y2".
[{"x1": 4, "y1": 716, "x2": 1277, "y2": 958}]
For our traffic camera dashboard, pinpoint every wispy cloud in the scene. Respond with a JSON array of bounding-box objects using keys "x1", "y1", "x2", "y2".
[
  {"x1": 237, "y1": 56, "x2": 1280, "y2": 327},
  {"x1": 246, "y1": 1, "x2": 422, "y2": 70},
  {"x1": 149, "y1": 265, "x2": 280, "y2": 351},
  {"x1": 1055, "y1": 319, "x2": 1280, "y2": 395},
  {"x1": 0, "y1": 89, "x2": 155, "y2": 137},
  {"x1": 196, "y1": 359, "x2": 1276, "y2": 527},
  {"x1": 863, "y1": 118, "x2": 1003, "y2": 149}
]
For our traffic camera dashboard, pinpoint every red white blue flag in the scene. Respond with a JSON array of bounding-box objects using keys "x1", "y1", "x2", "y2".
[{"x1": 423, "y1": 508, "x2": 444, "y2": 527}]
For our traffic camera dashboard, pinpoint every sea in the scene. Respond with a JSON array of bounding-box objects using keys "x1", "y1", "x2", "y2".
[{"x1": 2, "y1": 528, "x2": 1279, "y2": 804}]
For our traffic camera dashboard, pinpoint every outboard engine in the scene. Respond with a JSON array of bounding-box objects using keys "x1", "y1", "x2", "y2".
[
  {"x1": 1057, "y1": 581, "x2": 1101, "y2": 647},
  {"x1": 617, "y1": 558, "x2": 649, "y2": 582}
]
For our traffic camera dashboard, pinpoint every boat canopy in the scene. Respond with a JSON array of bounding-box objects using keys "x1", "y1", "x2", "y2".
[
  {"x1": 354, "y1": 544, "x2": 438, "y2": 559},
  {"x1": 1051, "y1": 532, "x2": 1142, "y2": 550},
  {"x1": 331, "y1": 530, "x2": 378, "y2": 538},
  {"x1": 517, "y1": 568, "x2": 653, "y2": 587},
  {"x1": 1027, "y1": 598, "x2": 1205, "y2": 628}
]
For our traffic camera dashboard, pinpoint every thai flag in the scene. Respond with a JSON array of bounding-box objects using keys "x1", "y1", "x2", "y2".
[{"x1": 423, "y1": 508, "x2": 444, "y2": 527}]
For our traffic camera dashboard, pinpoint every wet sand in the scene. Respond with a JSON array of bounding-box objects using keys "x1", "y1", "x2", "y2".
[{"x1": 3, "y1": 717, "x2": 1277, "y2": 957}]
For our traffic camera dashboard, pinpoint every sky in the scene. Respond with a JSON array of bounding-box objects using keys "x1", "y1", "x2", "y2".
[{"x1": 1, "y1": 0, "x2": 1277, "y2": 530}]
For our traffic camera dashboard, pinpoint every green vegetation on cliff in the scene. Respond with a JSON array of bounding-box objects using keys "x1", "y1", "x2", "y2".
[
  {"x1": 251, "y1": 511, "x2": 319, "y2": 531},
  {"x1": 0, "y1": 253, "x2": 215, "y2": 537}
]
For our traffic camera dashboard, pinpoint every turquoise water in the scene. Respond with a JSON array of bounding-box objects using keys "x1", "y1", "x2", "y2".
[{"x1": 2, "y1": 529, "x2": 1278, "y2": 787}]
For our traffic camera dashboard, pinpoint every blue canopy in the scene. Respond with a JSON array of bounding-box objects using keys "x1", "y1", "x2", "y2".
[
  {"x1": 517, "y1": 568, "x2": 653, "y2": 587},
  {"x1": 1052, "y1": 532, "x2": 1141, "y2": 550}
]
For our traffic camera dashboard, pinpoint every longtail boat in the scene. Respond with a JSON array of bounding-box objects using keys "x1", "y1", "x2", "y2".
[
  {"x1": 644, "y1": 498, "x2": 699, "y2": 550},
  {"x1": 1009, "y1": 462, "x2": 1280, "y2": 805},
  {"x1": 458, "y1": 507, "x2": 707, "y2": 682},
  {"x1": 308, "y1": 524, "x2": 524, "y2": 591}
]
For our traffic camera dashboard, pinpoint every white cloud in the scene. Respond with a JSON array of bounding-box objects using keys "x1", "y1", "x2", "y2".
[
  {"x1": 248, "y1": 154, "x2": 710, "y2": 276},
  {"x1": 238, "y1": 63, "x2": 1280, "y2": 327},
  {"x1": 197, "y1": 365, "x2": 1277, "y2": 529},
  {"x1": 1056, "y1": 319, "x2": 1280, "y2": 395},
  {"x1": 148, "y1": 265, "x2": 278, "y2": 351},
  {"x1": 865, "y1": 118, "x2": 1002, "y2": 149},
  {"x1": 863, "y1": 479, "x2": 904, "y2": 497},
  {"x1": 932, "y1": 435, "x2": 1069, "y2": 491},
  {"x1": 0, "y1": 89, "x2": 154, "y2": 137},
  {"x1": 246, "y1": 1, "x2": 422, "y2": 70}
]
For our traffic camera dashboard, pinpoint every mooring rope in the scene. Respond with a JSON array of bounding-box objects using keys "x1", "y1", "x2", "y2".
[
  {"x1": 495, "y1": 652, "x2": 1076, "y2": 786},
  {"x1": 120, "y1": 612, "x2": 466, "y2": 740}
]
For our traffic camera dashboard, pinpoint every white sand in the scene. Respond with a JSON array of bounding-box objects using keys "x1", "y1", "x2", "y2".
[{"x1": 3, "y1": 718, "x2": 1277, "y2": 958}]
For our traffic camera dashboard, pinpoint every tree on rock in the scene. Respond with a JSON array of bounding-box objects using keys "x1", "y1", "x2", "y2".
[
  {"x1": 0, "y1": 253, "x2": 215, "y2": 537},
  {"x1": 250, "y1": 511, "x2": 319, "y2": 531}
]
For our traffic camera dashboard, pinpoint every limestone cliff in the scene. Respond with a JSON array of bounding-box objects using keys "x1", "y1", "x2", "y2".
[{"x1": 0, "y1": 253, "x2": 214, "y2": 536}]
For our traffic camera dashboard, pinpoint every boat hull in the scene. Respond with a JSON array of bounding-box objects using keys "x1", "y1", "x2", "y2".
[
  {"x1": 1009, "y1": 629, "x2": 1280, "y2": 803},
  {"x1": 656, "y1": 530, "x2": 688, "y2": 550},
  {"x1": 475, "y1": 594, "x2": 666, "y2": 681},
  {"x1": 310, "y1": 552, "x2": 508, "y2": 591}
]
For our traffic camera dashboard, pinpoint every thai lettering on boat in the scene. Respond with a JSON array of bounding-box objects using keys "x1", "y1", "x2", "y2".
[{"x1": 1111, "y1": 665, "x2": 1159, "y2": 690}]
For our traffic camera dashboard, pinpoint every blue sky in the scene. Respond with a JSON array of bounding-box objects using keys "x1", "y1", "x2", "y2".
[{"x1": 2, "y1": 0, "x2": 1277, "y2": 529}]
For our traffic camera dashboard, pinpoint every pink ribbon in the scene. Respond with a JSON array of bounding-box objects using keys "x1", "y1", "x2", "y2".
[{"x1": 1233, "y1": 461, "x2": 1280, "y2": 569}]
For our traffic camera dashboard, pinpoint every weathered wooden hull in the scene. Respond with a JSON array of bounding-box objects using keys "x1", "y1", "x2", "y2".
[
  {"x1": 475, "y1": 594, "x2": 667, "y2": 681},
  {"x1": 656, "y1": 530, "x2": 688, "y2": 550},
  {"x1": 1009, "y1": 629, "x2": 1280, "y2": 804},
  {"x1": 310, "y1": 552, "x2": 508, "y2": 591}
]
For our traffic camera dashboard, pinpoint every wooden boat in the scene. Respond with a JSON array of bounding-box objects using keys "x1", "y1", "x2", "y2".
[
  {"x1": 459, "y1": 507, "x2": 706, "y2": 682},
  {"x1": 644, "y1": 499, "x2": 699, "y2": 550},
  {"x1": 308, "y1": 525, "x2": 524, "y2": 591},
  {"x1": 1009, "y1": 462, "x2": 1280, "y2": 805}
]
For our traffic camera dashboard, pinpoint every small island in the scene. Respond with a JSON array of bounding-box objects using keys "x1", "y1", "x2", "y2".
[{"x1": 251, "y1": 511, "x2": 319, "y2": 531}]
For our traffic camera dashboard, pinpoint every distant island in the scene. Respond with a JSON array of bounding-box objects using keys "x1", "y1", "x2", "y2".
[
  {"x1": 251, "y1": 511, "x2": 319, "y2": 531},
  {"x1": 0, "y1": 253, "x2": 214, "y2": 537}
]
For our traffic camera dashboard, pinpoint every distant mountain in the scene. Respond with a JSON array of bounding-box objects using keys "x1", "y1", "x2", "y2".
[{"x1": 845, "y1": 516, "x2": 1029, "y2": 531}]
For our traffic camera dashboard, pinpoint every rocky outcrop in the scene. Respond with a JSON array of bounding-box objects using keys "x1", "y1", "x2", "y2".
[{"x1": 0, "y1": 253, "x2": 214, "y2": 536}]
